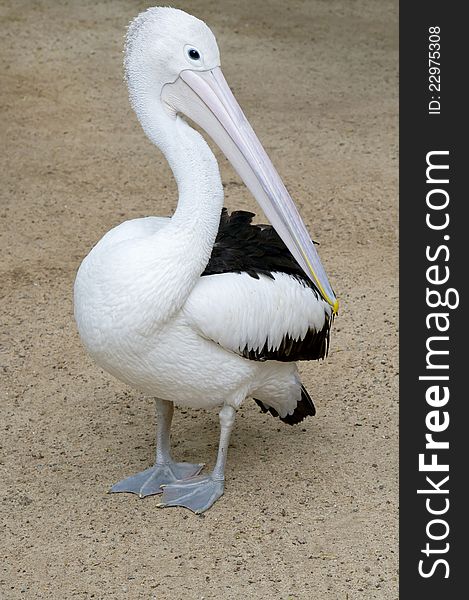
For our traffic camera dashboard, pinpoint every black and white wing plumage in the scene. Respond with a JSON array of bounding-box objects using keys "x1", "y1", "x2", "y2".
[{"x1": 184, "y1": 209, "x2": 332, "y2": 363}]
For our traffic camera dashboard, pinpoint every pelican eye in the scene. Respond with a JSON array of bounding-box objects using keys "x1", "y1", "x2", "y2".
[{"x1": 187, "y1": 48, "x2": 200, "y2": 60}]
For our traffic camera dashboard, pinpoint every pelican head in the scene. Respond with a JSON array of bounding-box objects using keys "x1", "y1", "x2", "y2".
[{"x1": 125, "y1": 7, "x2": 338, "y2": 314}]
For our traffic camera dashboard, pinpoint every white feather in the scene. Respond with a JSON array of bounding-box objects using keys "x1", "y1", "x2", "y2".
[{"x1": 184, "y1": 271, "x2": 330, "y2": 356}]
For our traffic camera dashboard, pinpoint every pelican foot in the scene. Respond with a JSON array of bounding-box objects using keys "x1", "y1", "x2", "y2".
[
  {"x1": 157, "y1": 475, "x2": 224, "y2": 513},
  {"x1": 110, "y1": 462, "x2": 204, "y2": 498}
]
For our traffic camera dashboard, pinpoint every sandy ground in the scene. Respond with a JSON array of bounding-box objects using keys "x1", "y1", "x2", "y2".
[{"x1": 1, "y1": 0, "x2": 398, "y2": 598}]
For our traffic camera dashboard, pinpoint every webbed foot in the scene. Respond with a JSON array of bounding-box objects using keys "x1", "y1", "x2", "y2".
[
  {"x1": 157, "y1": 475, "x2": 224, "y2": 513},
  {"x1": 110, "y1": 462, "x2": 204, "y2": 498}
]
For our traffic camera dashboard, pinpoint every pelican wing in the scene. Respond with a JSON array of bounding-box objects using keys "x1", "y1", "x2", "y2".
[{"x1": 183, "y1": 271, "x2": 331, "y2": 362}]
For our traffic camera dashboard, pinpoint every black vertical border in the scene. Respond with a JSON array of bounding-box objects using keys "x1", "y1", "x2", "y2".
[{"x1": 400, "y1": 2, "x2": 466, "y2": 597}]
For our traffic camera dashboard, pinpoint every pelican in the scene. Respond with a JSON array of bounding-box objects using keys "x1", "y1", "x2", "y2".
[{"x1": 74, "y1": 6, "x2": 338, "y2": 514}]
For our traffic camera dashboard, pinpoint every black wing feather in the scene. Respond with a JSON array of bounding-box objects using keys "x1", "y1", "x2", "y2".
[
  {"x1": 203, "y1": 209, "x2": 319, "y2": 292},
  {"x1": 241, "y1": 314, "x2": 331, "y2": 362}
]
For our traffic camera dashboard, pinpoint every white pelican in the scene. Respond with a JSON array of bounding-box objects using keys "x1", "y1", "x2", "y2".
[{"x1": 74, "y1": 6, "x2": 338, "y2": 514}]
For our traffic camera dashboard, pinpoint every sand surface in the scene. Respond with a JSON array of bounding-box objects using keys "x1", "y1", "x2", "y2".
[{"x1": 1, "y1": 0, "x2": 398, "y2": 598}]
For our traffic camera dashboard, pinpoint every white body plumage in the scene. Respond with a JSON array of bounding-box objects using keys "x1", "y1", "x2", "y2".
[{"x1": 74, "y1": 215, "x2": 330, "y2": 416}]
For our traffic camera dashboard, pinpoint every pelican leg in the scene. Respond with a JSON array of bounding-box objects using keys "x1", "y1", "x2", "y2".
[
  {"x1": 110, "y1": 399, "x2": 204, "y2": 497},
  {"x1": 157, "y1": 404, "x2": 236, "y2": 513}
]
